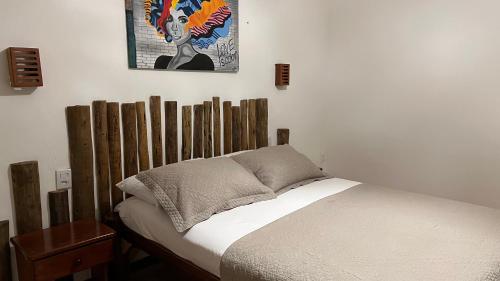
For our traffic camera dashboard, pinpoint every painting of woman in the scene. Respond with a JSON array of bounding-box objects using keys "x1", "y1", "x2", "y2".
[{"x1": 142, "y1": 0, "x2": 235, "y2": 71}]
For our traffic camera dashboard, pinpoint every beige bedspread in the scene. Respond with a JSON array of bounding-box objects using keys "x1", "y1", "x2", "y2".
[{"x1": 220, "y1": 184, "x2": 500, "y2": 281}]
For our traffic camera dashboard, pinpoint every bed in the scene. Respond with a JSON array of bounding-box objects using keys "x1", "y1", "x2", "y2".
[
  {"x1": 64, "y1": 96, "x2": 500, "y2": 281},
  {"x1": 116, "y1": 177, "x2": 500, "y2": 281}
]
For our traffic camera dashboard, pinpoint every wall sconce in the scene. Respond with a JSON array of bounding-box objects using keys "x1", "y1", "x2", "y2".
[
  {"x1": 275, "y1": 64, "x2": 290, "y2": 87},
  {"x1": 7, "y1": 47, "x2": 43, "y2": 88}
]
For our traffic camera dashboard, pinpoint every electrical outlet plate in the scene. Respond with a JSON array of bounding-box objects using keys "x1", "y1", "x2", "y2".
[{"x1": 56, "y1": 169, "x2": 72, "y2": 189}]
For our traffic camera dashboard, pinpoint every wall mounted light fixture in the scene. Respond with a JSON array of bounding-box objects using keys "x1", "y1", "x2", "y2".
[
  {"x1": 275, "y1": 64, "x2": 290, "y2": 87},
  {"x1": 7, "y1": 47, "x2": 43, "y2": 88}
]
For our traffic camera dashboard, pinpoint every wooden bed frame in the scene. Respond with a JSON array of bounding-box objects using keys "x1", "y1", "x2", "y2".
[
  {"x1": 65, "y1": 96, "x2": 283, "y2": 280},
  {"x1": 113, "y1": 214, "x2": 219, "y2": 280}
]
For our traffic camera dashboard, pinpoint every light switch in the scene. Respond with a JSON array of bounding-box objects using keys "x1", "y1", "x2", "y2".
[{"x1": 56, "y1": 169, "x2": 72, "y2": 189}]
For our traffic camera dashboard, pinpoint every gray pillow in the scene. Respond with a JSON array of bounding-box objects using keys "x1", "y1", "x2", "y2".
[
  {"x1": 136, "y1": 157, "x2": 276, "y2": 232},
  {"x1": 231, "y1": 145, "x2": 325, "y2": 192}
]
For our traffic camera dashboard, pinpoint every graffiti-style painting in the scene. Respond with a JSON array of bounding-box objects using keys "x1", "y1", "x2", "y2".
[{"x1": 125, "y1": 0, "x2": 239, "y2": 72}]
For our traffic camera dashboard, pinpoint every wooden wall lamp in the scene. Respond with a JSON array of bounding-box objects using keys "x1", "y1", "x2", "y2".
[
  {"x1": 7, "y1": 47, "x2": 43, "y2": 88},
  {"x1": 275, "y1": 64, "x2": 290, "y2": 87}
]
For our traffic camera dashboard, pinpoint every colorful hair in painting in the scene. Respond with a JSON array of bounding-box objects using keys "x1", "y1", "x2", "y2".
[{"x1": 145, "y1": 0, "x2": 232, "y2": 49}]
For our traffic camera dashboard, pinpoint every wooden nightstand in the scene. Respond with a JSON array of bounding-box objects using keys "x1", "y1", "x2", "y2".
[{"x1": 11, "y1": 219, "x2": 116, "y2": 281}]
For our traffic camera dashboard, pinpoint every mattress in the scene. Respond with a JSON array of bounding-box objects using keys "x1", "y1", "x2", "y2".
[{"x1": 116, "y1": 177, "x2": 361, "y2": 276}]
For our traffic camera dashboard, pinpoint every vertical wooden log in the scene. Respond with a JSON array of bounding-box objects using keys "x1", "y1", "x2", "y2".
[
  {"x1": 240, "y1": 100, "x2": 248, "y2": 151},
  {"x1": 150, "y1": 96, "x2": 163, "y2": 168},
  {"x1": 136, "y1": 101, "x2": 150, "y2": 171},
  {"x1": 107, "y1": 103, "x2": 123, "y2": 208},
  {"x1": 203, "y1": 101, "x2": 213, "y2": 158},
  {"x1": 256, "y1": 98, "x2": 269, "y2": 148},
  {"x1": 277, "y1": 129, "x2": 290, "y2": 145},
  {"x1": 232, "y1": 106, "x2": 241, "y2": 152},
  {"x1": 92, "y1": 101, "x2": 111, "y2": 221},
  {"x1": 165, "y1": 101, "x2": 178, "y2": 164},
  {"x1": 48, "y1": 189, "x2": 70, "y2": 227},
  {"x1": 212, "y1": 97, "x2": 221, "y2": 157},
  {"x1": 248, "y1": 99, "x2": 257, "y2": 150},
  {"x1": 182, "y1": 106, "x2": 192, "y2": 161},
  {"x1": 223, "y1": 101, "x2": 232, "y2": 154},
  {"x1": 121, "y1": 103, "x2": 138, "y2": 179},
  {"x1": 10, "y1": 161, "x2": 42, "y2": 235},
  {"x1": 0, "y1": 220, "x2": 11, "y2": 281},
  {"x1": 66, "y1": 106, "x2": 96, "y2": 221},
  {"x1": 193, "y1": 104, "x2": 204, "y2": 159}
]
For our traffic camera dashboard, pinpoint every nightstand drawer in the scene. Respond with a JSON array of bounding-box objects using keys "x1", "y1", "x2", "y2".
[{"x1": 34, "y1": 239, "x2": 113, "y2": 280}]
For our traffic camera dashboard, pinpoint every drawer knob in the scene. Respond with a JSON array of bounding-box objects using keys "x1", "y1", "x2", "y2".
[{"x1": 74, "y1": 258, "x2": 82, "y2": 266}]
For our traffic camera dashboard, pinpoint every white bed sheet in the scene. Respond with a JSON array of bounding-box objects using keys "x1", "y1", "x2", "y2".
[{"x1": 116, "y1": 178, "x2": 361, "y2": 277}]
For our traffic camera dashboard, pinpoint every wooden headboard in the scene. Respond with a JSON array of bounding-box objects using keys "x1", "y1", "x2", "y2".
[{"x1": 65, "y1": 97, "x2": 274, "y2": 222}]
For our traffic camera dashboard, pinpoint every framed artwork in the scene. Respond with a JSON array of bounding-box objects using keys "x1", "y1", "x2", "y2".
[{"x1": 125, "y1": 0, "x2": 239, "y2": 72}]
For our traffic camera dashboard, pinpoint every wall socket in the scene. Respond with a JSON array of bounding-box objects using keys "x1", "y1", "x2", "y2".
[{"x1": 56, "y1": 169, "x2": 72, "y2": 189}]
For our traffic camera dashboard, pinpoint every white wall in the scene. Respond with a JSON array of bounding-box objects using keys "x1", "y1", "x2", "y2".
[
  {"x1": 324, "y1": 0, "x2": 500, "y2": 209},
  {"x1": 0, "y1": 0, "x2": 330, "y2": 237}
]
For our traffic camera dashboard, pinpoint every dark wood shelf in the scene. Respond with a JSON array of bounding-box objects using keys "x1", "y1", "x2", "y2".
[
  {"x1": 11, "y1": 219, "x2": 116, "y2": 261},
  {"x1": 11, "y1": 219, "x2": 116, "y2": 281}
]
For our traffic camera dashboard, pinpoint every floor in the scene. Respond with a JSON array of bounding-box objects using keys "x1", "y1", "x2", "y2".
[
  {"x1": 68, "y1": 257, "x2": 179, "y2": 281},
  {"x1": 125, "y1": 257, "x2": 188, "y2": 281}
]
